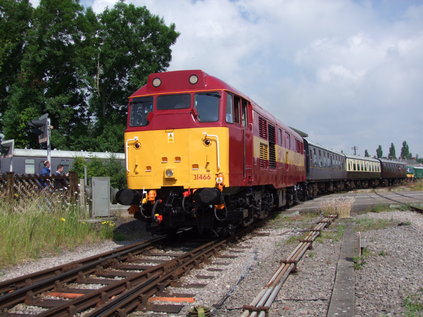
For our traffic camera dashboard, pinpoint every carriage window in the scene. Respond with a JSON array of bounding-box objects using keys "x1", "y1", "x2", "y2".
[
  {"x1": 195, "y1": 92, "x2": 220, "y2": 122},
  {"x1": 225, "y1": 93, "x2": 233, "y2": 123},
  {"x1": 157, "y1": 94, "x2": 190, "y2": 110},
  {"x1": 130, "y1": 96, "x2": 153, "y2": 127}
]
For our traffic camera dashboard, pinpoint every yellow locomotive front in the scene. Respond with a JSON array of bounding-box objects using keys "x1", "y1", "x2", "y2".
[{"x1": 125, "y1": 127, "x2": 229, "y2": 190}]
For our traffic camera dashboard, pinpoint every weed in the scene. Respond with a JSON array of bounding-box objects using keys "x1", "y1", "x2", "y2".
[
  {"x1": 403, "y1": 288, "x2": 423, "y2": 317},
  {"x1": 0, "y1": 195, "x2": 115, "y2": 268},
  {"x1": 378, "y1": 250, "x2": 388, "y2": 256},
  {"x1": 364, "y1": 204, "x2": 392, "y2": 213},
  {"x1": 354, "y1": 218, "x2": 398, "y2": 232},
  {"x1": 408, "y1": 179, "x2": 423, "y2": 191},
  {"x1": 317, "y1": 224, "x2": 345, "y2": 243},
  {"x1": 353, "y1": 247, "x2": 369, "y2": 270},
  {"x1": 320, "y1": 197, "x2": 355, "y2": 218}
]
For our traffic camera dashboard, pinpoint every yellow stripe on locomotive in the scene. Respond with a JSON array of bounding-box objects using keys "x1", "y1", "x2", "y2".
[{"x1": 125, "y1": 127, "x2": 229, "y2": 190}]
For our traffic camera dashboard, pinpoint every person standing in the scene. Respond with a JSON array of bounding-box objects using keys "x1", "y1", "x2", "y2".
[
  {"x1": 55, "y1": 164, "x2": 65, "y2": 176},
  {"x1": 40, "y1": 160, "x2": 51, "y2": 176}
]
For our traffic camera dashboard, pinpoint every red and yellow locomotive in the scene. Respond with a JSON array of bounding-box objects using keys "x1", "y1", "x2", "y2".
[{"x1": 116, "y1": 70, "x2": 305, "y2": 235}]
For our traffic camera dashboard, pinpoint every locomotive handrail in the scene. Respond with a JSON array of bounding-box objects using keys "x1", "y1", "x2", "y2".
[
  {"x1": 125, "y1": 136, "x2": 138, "y2": 172},
  {"x1": 203, "y1": 132, "x2": 220, "y2": 171}
]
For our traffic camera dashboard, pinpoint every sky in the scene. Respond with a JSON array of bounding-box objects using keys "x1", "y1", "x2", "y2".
[{"x1": 30, "y1": 0, "x2": 423, "y2": 158}]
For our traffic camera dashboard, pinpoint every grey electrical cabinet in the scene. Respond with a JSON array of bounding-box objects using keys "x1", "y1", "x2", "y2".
[{"x1": 92, "y1": 177, "x2": 110, "y2": 217}]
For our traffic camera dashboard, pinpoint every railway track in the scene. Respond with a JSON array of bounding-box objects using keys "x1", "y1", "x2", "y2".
[
  {"x1": 373, "y1": 190, "x2": 423, "y2": 213},
  {"x1": 0, "y1": 230, "x2": 230, "y2": 316}
]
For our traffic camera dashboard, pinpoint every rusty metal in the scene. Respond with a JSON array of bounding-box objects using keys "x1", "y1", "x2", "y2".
[
  {"x1": 0, "y1": 236, "x2": 168, "y2": 311},
  {"x1": 241, "y1": 214, "x2": 338, "y2": 317},
  {"x1": 0, "y1": 235, "x2": 228, "y2": 317}
]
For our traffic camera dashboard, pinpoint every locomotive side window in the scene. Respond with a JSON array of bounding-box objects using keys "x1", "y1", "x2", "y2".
[
  {"x1": 225, "y1": 92, "x2": 234, "y2": 123},
  {"x1": 130, "y1": 96, "x2": 153, "y2": 127},
  {"x1": 157, "y1": 94, "x2": 190, "y2": 110},
  {"x1": 241, "y1": 99, "x2": 248, "y2": 127},
  {"x1": 233, "y1": 96, "x2": 240, "y2": 123},
  {"x1": 194, "y1": 92, "x2": 220, "y2": 122}
]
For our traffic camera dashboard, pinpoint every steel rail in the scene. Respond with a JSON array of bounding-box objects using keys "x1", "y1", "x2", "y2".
[
  {"x1": 0, "y1": 236, "x2": 167, "y2": 310},
  {"x1": 373, "y1": 190, "x2": 423, "y2": 213},
  {"x1": 34, "y1": 239, "x2": 227, "y2": 317},
  {"x1": 86, "y1": 238, "x2": 227, "y2": 316},
  {"x1": 241, "y1": 215, "x2": 338, "y2": 317}
]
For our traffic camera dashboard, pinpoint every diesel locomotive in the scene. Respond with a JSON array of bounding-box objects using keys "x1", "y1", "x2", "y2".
[
  {"x1": 116, "y1": 70, "x2": 306, "y2": 235},
  {"x1": 116, "y1": 70, "x2": 406, "y2": 235}
]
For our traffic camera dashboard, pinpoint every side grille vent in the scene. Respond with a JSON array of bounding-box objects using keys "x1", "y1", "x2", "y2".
[
  {"x1": 268, "y1": 124, "x2": 276, "y2": 169},
  {"x1": 260, "y1": 143, "x2": 268, "y2": 168},
  {"x1": 259, "y1": 117, "x2": 267, "y2": 139}
]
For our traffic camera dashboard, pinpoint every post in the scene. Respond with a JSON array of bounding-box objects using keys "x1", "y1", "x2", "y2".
[
  {"x1": 47, "y1": 117, "x2": 51, "y2": 175},
  {"x1": 6, "y1": 172, "x2": 14, "y2": 210},
  {"x1": 68, "y1": 171, "x2": 78, "y2": 203}
]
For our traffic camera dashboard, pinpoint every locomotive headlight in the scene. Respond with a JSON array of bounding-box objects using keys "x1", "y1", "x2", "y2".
[
  {"x1": 152, "y1": 77, "x2": 162, "y2": 87},
  {"x1": 165, "y1": 168, "x2": 175, "y2": 178},
  {"x1": 189, "y1": 74, "x2": 198, "y2": 85}
]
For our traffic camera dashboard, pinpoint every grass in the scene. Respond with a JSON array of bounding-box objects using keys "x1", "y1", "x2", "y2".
[
  {"x1": 316, "y1": 224, "x2": 346, "y2": 243},
  {"x1": 353, "y1": 218, "x2": 399, "y2": 232},
  {"x1": 352, "y1": 247, "x2": 369, "y2": 270},
  {"x1": 403, "y1": 288, "x2": 423, "y2": 317},
  {"x1": 0, "y1": 193, "x2": 115, "y2": 268},
  {"x1": 320, "y1": 197, "x2": 355, "y2": 218},
  {"x1": 269, "y1": 212, "x2": 318, "y2": 229},
  {"x1": 407, "y1": 179, "x2": 423, "y2": 191}
]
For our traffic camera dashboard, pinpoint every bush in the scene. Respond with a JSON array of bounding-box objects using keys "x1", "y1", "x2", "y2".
[{"x1": 70, "y1": 156, "x2": 126, "y2": 189}]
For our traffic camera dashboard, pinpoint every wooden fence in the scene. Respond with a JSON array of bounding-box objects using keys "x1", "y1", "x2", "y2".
[{"x1": 0, "y1": 172, "x2": 79, "y2": 212}]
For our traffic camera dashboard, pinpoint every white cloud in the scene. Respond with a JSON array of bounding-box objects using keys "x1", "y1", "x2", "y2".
[{"x1": 40, "y1": 0, "x2": 423, "y2": 156}]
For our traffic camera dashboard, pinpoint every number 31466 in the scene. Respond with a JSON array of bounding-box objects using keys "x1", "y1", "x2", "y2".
[{"x1": 193, "y1": 174, "x2": 211, "y2": 181}]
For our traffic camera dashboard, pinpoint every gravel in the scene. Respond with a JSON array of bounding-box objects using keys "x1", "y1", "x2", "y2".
[{"x1": 2, "y1": 210, "x2": 423, "y2": 317}]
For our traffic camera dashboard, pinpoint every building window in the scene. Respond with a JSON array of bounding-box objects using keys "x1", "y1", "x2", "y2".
[{"x1": 25, "y1": 159, "x2": 35, "y2": 174}]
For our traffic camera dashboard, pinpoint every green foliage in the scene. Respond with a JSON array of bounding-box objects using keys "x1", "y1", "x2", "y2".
[
  {"x1": 0, "y1": 195, "x2": 115, "y2": 267},
  {"x1": 0, "y1": 0, "x2": 33, "y2": 130},
  {"x1": 376, "y1": 145, "x2": 383, "y2": 158},
  {"x1": 70, "y1": 156, "x2": 126, "y2": 189},
  {"x1": 353, "y1": 247, "x2": 369, "y2": 270},
  {"x1": 403, "y1": 288, "x2": 423, "y2": 317},
  {"x1": 388, "y1": 142, "x2": 396, "y2": 159},
  {"x1": 353, "y1": 218, "x2": 398, "y2": 232},
  {"x1": 1, "y1": 0, "x2": 179, "y2": 152},
  {"x1": 400, "y1": 140, "x2": 412, "y2": 160}
]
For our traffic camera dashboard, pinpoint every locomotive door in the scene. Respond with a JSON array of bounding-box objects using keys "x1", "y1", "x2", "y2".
[{"x1": 242, "y1": 100, "x2": 253, "y2": 183}]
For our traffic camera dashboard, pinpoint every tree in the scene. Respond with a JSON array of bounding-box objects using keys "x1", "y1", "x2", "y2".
[
  {"x1": 388, "y1": 143, "x2": 396, "y2": 159},
  {"x1": 400, "y1": 141, "x2": 411, "y2": 160},
  {"x1": 2, "y1": 1, "x2": 179, "y2": 152},
  {"x1": 0, "y1": 0, "x2": 33, "y2": 131},
  {"x1": 76, "y1": 2, "x2": 179, "y2": 152},
  {"x1": 3, "y1": 0, "x2": 90, "y2": 149},
  {"x1": 364, "y1": 149, "x2": 369, "y2": 157},
  {"x1": 376, "y1": 145, "x2": 383, "y2": 158}
]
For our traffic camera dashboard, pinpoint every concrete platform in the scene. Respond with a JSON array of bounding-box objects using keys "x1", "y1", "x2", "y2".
[{"x1": 327, "y1": 219, "x2": 357, "y2": 317}]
